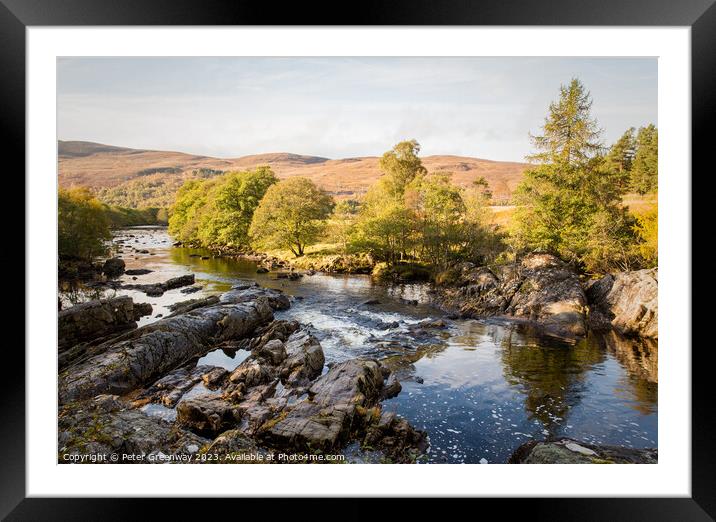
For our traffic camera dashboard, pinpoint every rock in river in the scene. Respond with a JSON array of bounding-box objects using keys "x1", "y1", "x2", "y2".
[
  {"x1": 509, "y1": 438, "x2": 657, "y2": 464},
  {"x1": 123, "y1": 274, "x2": 196, "y2": 297},
  {"x1": 102, "y1": 257, "x2": 125, "y2": 278},
  {"x1": 434, "y1": 253, "x2": 588, "y2": 339}
]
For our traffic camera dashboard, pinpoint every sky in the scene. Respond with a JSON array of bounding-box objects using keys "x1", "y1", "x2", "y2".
[{"x1": 57, "y1": 57, "x2": 657, "y2": 162}]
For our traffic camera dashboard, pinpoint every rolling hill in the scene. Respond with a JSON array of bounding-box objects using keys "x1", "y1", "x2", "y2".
[{"x1": 58, "y1": 140, "x2": 528, "y2": 208}]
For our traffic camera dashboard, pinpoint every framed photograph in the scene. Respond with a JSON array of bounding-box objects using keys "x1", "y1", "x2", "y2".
[{"x1": 5, "y1": 0, "x2": 711, "y2": 518}]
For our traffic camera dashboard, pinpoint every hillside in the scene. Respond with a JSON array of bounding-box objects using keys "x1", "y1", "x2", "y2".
[{"x1": 58, "y1": 140, "x2": 528, "y2": 208}]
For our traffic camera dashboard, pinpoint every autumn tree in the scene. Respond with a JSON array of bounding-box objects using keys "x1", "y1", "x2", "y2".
[{"x1": 58, "y1": 187, "x2": 111, "y2": 260}]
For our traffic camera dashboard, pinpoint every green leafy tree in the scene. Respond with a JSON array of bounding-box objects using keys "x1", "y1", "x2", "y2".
[
  {"x1": 351, "y1": 140, "x2": 427, "y2": 263},
  {"x1": 606, "y1": 127, "x2": 636, "y2": 189},
  {"x1": 198, "y1": 167, "x2": 278, "y2": 246},
  {"x1": 407, "y1": 172, "x2": 466, "y2": 267},
  {"x1": 58, "y1": 187, "x2": 111, "y2": 260},
  {"x1": 350, "y1": 197, "x2": 416, "y2": 264},
  {"x1": 378, "y1": 139, "x2": 427, "y2": 198},
  {"x1": 327, "y1": 199, "x2": 360, "y2": 255},
  {"x1": 461, "y1": 185, "x2": 503, "y2": 264},
  {"x1": 630, "y1": 124, "x2": 658, "y2": 194},
  {"x1": 168, "y1": 167, "x2": 277, "y2": 248},
  {"x1": 249, "y1": 177, "x2": 333, "y2": 257},
  {"x1": 512, "y1": 78, "x2": 635, "y2": 272},
  {"x1": 168, "y1": 178, "x2": 218, "y2": 244}
]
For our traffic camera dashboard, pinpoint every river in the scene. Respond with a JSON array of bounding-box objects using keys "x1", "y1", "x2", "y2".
[{"x1": 68, "y1": 226, "x2": 658, "y2": 463}]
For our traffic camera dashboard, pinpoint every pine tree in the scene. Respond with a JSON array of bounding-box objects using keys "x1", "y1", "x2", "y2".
[
  {"x1": 512, "y1": 78, "x2": 635, "y2": 272},
  {"x1": 630, "y1": 124, "x2": 658, "y2": 194},
  {"x1": 606, "y1": 127, "x2": 637, "y2": 189},
  {"x1": 527, "y1": 78, "x2": 603, "y2": 166}
]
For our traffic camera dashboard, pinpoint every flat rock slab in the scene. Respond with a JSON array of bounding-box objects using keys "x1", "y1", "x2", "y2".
[
  {"x1": 59, "y1": 287, "x2": 279, "y2": 403},
  {"x1": 123, "y1": 274, "x2": 196, "y2": 296}
]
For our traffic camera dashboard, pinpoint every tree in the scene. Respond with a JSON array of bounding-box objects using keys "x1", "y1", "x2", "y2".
[
  {"x1": 407, "y1": 172, "x2": 466, "y2": 267},
  {"x1": 350, "y1": 197, "x2": 415, "y2": 264},
  {"x1": 351, "y1": 140, "x2": 427, "y2": 263},
  {"x1": 472, "y1": 176, "x2": 493, "y2": 200},
  {"x1": 327, "y1": 199, "x2": 360, "y2": 255},
  {"x1": 606, "y1": 127, "x2": 636, "y2": 189},
  {"x1": 512, "y1": 78, "x2": 635, "y2": 272},
  {"x1": 168, "y1": 178, "x2": 218, "y2": 244},
  {"x1": 249, "y1": 177, "x2": 333, "y2": 257},
  {"x1": 58, "y1": 187, "x2": 111, "y2": 261},
  {"x1": 527, "y1": 78, "x2": 603, "y2": 165},
  {"x1": 199, "y1": 167, "x2": 278, "y2": 246},
  {"x1": 461, "y1": 184, "x2": 503, "y2": 264},
  {"x1": 168, "y1": 167, "x2": 277, "y2": 248},
  {"x1": 630, "y1": 124, "x2": 658, "y2": 194},
  {"x1": 378, "y1": 139, "x2": 427, "y2": 198}
]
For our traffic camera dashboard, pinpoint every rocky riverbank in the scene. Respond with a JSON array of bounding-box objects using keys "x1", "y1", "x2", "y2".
[
  {"x1": 58, "y1": 283, "x2": 428, "y2": 463},
  {"x1": 431, "y1": 253, "x2": 658, "y2": 341}
]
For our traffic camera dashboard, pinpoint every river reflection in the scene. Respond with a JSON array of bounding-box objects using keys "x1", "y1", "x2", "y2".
[{"x1": 61, "y1": 227, "x2": 658, "y2": 463}]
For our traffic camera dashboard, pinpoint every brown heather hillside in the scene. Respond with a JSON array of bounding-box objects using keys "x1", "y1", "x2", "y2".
[{"x1": 58, "y1": 140, "x2": 528, "y2": 208}]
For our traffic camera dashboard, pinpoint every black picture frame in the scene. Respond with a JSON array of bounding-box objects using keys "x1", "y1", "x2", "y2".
[{"x1": 3, "y1": 0, "x2": 711, "y2": 519}]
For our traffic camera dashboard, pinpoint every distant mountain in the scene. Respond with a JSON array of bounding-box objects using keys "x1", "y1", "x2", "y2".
[{"x1": 58, "y1": 140, "x2": 528, "y2": 208}]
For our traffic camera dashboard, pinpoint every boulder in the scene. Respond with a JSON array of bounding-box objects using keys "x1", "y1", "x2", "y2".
[
  {"x1": 133, "y1": 302, "x2": 153, "y2": 320},
  {"x1": 257, "y1": 339, "x2": 288, "y2": 365},
  {"x1": 167, "y1": 296, "x2": 220, "y2": 316},
  {"x1": 176, "y1": 394, "x2": 244, "y2": 436},
  {"x1": 221, "y1": 284, "x2": 291, "y2": 311},
  {"x1": 102, "y1": 257, "x2": 125, "y2": 278},
  {"x1": 509, "y1": 438, "x2": 657, "y2": 464},
  {"x1": 134, "y1": 364, "x2": 222, "y2": 408},
  {"x1": 278, "y1": 330, "x2": 326, "y2": 386},
  {"x1": 503, "y1": 253, "x2": 587, "y2": 338},
  {"x1": 434, "y1": 253, "x2": 587, "y2": 339},
  {"x1": 125, "y1": 269, "x2": 153, "y2": 276},
  {"x1": 202, "y1": 429, "x2": 260, "y2": 457},
  {"x1": 585, "y1": 268, "x2": 658, "y2": 339},
  {"x1": 262, "y1": 359, "x2": 385, "y2": 452},
  {"x1": 58, "y1": 296, "x2": 138, "y2": 351},
  {"x1": 362, "y1": 411, "x2": 428, "y2": 463}
]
